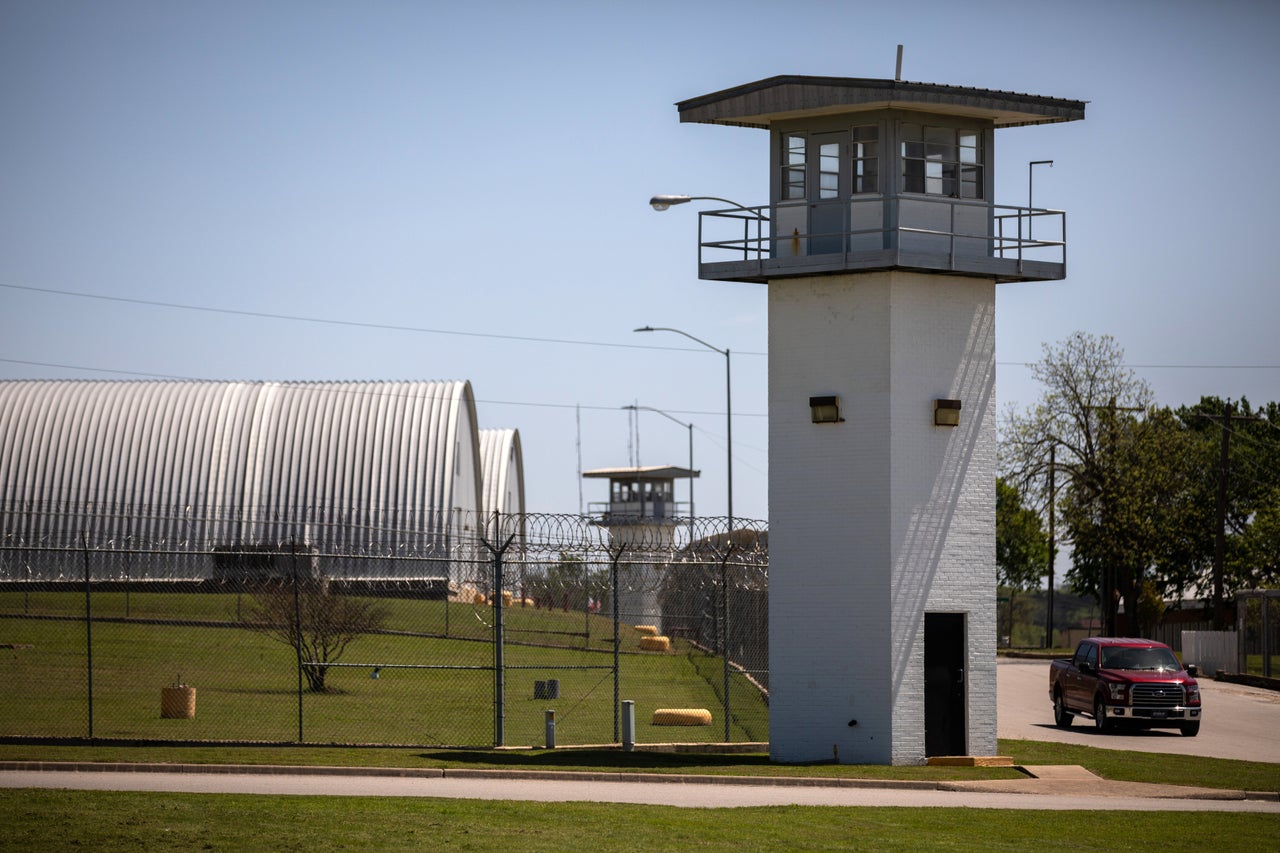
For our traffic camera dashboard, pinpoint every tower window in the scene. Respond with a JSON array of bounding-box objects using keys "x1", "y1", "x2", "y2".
[
  {"x1": 900, "y1": 123, "x2": 983, "y2": 199},
  {"x1": 852, "y1": 125, "x2": 878, "y2": 194},
  {"x1": 782, "y1": 134, "x2": 806, "y2": 199}
]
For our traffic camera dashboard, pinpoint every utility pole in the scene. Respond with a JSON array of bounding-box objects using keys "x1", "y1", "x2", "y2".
[
  {"x1": 1199, "y1": 402, "x2": 1263, "y2": 629},
  {"x1": 1045, "y1": 443, "x2": 1056, "y2": 649},
  {"x1": 1088, "y1": 398, "x2": 1143, "y2": 636}
]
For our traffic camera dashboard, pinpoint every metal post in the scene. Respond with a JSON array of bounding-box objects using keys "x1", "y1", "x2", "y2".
[
  {"x1": 610, "y1": 546, "x2": 624, "y2": 743},
  {"x1": 725, "y1": 347, "x2": 733, "y2": 537},
  {"x1": 687, "y1": 421, "x2": 695, "y2": 546},
  {"x1": 544, "y1": 709, "x2": 556, "y2": 749},
  {"x1": 480, "y1": 524, "x2": 517, "y2": 748},
  {"x1": 1046, "y1": 444, "x2": 1056, "y2": 648},
  {"x1": 1214, "y1": 403, "x2": 1231, "y2": 630},
  {"x1": 291, "y1": 539, "x2": 303, "y2": 743},
  {"x1": 82, "y1": 533, "x2": 93, "y2": 740},
  {"x1": 1259, "y1": 594, "x2": 1269, "y2": 676},
  {"x1": 621, "y1": 700, "x2": 635, "y2": 751},
  {"x1": 1028, "y1": 160, "x2": 1053, "y2": 241},
  {"x1": 719, "y1": 545, "x2": 736, "y2": 743},
  {"x1": 494, "y1": 546, "x2": 504, "y2": 746}
]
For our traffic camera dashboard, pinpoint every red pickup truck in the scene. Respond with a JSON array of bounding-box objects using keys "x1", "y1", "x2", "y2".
[{"x1": 1048, "y1": 637, "x2": 1202, "y2": 736}]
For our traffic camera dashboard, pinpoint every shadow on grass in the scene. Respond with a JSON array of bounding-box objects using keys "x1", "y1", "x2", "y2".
[{"x1": 414, "y1": 749, "x2": 776, "y2": 771}]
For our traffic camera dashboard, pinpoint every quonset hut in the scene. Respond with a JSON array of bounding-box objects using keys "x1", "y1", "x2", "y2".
[
  {"x1": 0, "y1": 379, "x2": 520, "y2": 581},
  {"x1": 478, "y1": 428, "x2": 526, "y2": 521},
  {"x1": 478, "y1": 427, "x2": 527, "y2": 549}
]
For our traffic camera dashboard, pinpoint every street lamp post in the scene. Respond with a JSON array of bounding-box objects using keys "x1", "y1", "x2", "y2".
[
  {"x1": 649, "y1": 195, "x2": 766, "y2": 218},
  {"x1": 651, "y1": 194, "x2": 768, "y2": 263},
  {"x1": 632, "y1": 327, "x2": 731, "y2": 535},
  {"x1": 1028, "y1": 160, "x2": 1053, "y2": 240},
  {"x1": 621, "y1": 404, "x2": 695, "y2": 544},
  {"x1": 634, "y1": 325, "x2": 734, "y2": 741}
]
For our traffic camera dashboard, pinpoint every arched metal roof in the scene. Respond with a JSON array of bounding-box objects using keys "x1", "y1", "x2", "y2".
[
  {"x1": 479, "y1": 428, "x2": 525, "y2": 519},
  {"x1": 0, "y1": 379, "x2": 484, "y2": 555}
]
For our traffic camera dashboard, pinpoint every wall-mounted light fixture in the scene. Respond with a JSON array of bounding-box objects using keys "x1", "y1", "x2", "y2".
[
  {"x1": 809, "y1": 395, "x2": 844, "y2": 424},
  {"x1": 933, "y1": 399, "x2": 962, "y2": 427}
]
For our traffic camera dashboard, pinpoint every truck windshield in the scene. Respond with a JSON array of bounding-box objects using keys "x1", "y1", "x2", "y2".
[{"x1": 1100, "y1": 646, "x2": 1182, "y2": 672}]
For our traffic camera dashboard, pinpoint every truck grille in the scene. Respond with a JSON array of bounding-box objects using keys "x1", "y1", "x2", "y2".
[{"x1": 1131, "y1": 683, "x2": 1184, "y2": 708}]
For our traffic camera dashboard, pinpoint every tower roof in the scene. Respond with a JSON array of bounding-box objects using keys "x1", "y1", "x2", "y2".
[
  {"x1": 677, "y1": 75, "x2": 1086, "y2": 129},
  {"x1": 582, "y1": 465, "x2": 699, "y2": 480}
]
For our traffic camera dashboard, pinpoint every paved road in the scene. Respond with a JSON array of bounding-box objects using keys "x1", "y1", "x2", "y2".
[
  {"x1": 997, "y1": 658, "x2": 1280, "y2": 763},
  {"x1": 2, "y1": 766, "x2": 1278, "y2": 813}
]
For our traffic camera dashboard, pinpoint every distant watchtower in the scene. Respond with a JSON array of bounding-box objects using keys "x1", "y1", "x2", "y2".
[
  {"x1": 584, "y1": 465, "x2": 699, "y2": 632},
  {"x1": 663, "y1": 74, "x2": 1084, "y2": 764}
]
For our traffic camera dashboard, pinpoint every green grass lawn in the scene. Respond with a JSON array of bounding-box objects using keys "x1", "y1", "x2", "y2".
[
  {"x1": 0, "y1": 591, "x2": 765, "y2": 746},
  {"x1": 1, "y1": 789, "x2": 1275, "y2": 852},
  {"x1": 0, "y1": 740, "x2": 1275, "y2": 792}
]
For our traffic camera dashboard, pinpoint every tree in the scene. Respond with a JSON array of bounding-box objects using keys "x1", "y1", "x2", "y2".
[
  {"x1": 250, "y1": 576, "x2": 390, "y2": 693},
  {"x1": 1057, "y1": 405, "x2": 1205, "y2": 635},
  {"x1": 996, "y1": 477, "x2": 1049, "y2": 645},
  {"x1": 1001, "y1": 332, "x2": 1153, "y2": 634},
  {"x1": 526, "y1": 553, "x2": 610, "y2": 611},
  {"x1": 1003, "y1": 335, "x2": 1280, "y2": 632},
  {"x1": 997, "y1": 477, "x2": 1049, "y2": 590},
  {"x1": 1178, "y1": 397, "x2": 1280, "y2": 594}
]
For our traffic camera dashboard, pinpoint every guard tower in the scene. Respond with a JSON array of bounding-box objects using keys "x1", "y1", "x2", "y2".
[
  {"x1": 663, "y1": 75, "x2": 1084, "y2": 764},
  {"x1": 584, "y1": 465, "x2": 699, "y2": 633}
]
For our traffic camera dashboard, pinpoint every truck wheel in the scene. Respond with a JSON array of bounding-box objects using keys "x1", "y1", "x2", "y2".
[
  {"x1": 1180, "y1": 722, "x2": 1200, "y2": 737},
  {"x1": 1093, "y1": 696, "x2": 1111, "y2": 733},
  {"x1": 1053, "y1": 691, "x2": 1073, "y2": 728}
]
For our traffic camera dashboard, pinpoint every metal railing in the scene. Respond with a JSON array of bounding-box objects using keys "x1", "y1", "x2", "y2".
[
  {"x1": 585, "y1": 500, "x2": 692, "y2": 524},
  {"x1": 695, "y1": 196, "x2": 1066, "y2": 274}
]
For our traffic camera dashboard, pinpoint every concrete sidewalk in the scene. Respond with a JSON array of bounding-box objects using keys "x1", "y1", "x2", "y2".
[{"x1": 2, "y1": 760, "x2": 1273, "y2": 803}]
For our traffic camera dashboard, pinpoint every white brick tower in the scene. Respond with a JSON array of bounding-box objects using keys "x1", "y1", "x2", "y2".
[{"x1": 661, "y1": 75, "x2": 1083, "y2": 764}]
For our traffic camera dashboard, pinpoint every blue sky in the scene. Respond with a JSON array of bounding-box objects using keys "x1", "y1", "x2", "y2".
[{"x1": 2, "y1": 0, "x2": 1278, "y2": 522}]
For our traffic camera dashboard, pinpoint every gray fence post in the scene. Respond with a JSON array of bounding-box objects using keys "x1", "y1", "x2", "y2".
[
  {"x1": 82, "y1": 532, "x2": 93, "y2": 740},
  {"x1": 719, "y1": 543, "x2": 736, "y2": 743},
  {"x1": 291, "y1": 538, "x2": 304, "y2": 743},
  {"x1": 608, "y1": 545, "x2": 625, "y2": 743},
  {"x1": 480, "y1": 518, "x2": 517, "y2": 748},
  {"x1": 621, "y1": 700, "x2": 635, "y2": 752}
]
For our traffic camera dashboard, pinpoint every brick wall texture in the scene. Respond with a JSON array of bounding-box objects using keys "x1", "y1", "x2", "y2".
[{"x1": 767, "y1": 271, "x2": 997, "y2": 765}]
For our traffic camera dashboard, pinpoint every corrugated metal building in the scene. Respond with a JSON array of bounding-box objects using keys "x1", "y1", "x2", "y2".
[
  {"x1": 0, "y1": 379, "x2": 521, "y2": 578},
  {"x1": 478, "y1": 429, "x2": 525, "y2": 520}
]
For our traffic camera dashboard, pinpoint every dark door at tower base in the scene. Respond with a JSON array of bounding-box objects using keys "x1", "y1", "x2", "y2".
[{"x1": 925, "y1": 612, "x2": 966, "y2": 757}]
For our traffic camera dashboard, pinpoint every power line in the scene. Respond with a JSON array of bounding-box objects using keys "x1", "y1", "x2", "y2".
[
  {"x1": 997, "y1": 360, "x2": 1279, "y2": 370},
  {"x1": 9, "y1": 282, "x2": 1277, "y2": 370},
  {"x1": 1, "y1": 281, "x2": 767, "y2": 356},
  {"x1": 0, "y1": 357, "x2": 767, "y2": 421}
]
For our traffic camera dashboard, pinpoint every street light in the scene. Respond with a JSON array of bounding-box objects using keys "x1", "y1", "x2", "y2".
[
  {"x1": 621, "y1": 404, "x2": 696, "y2": 544},
  {"x1": 634, "y1": 325, "x2": 733, "y2": 742},
  {"x1": 632, "y1": 327, "x2": 731, "y2": 537},
  {"x1": 649, "y1": 195, "x2": 767, "y2": 218},
  {"x1": 1028, "y1": 160, "x2": 1053, "y2": 240}
]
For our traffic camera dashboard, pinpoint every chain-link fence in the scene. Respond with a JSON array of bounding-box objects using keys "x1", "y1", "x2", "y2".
[
  {"x1": 0, "y1": 505, "x2": 768, "y2": 748},
  {"x1": 1237, "y1": 590, "x2": 1280, "y2": 678}
]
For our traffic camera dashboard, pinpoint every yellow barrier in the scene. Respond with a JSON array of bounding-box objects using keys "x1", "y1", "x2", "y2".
[{"x1": 652, "y1": 708, "x2": 712, "y2": 726}]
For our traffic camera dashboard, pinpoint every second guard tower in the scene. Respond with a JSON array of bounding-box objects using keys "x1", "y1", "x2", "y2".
[
  {"x1": 584, "y1": 464, "x2": 699, "y2": 633},
  {"x1": 658, "y1": 74, "x2": 1084, "y2": 764}
]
